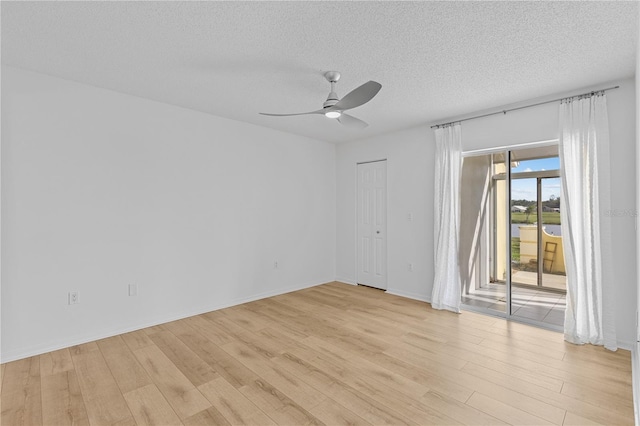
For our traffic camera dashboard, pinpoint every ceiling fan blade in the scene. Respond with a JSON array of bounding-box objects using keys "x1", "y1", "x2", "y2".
[
  {"x1": 337, "y1": 113, "x2": 368, "y2": 129},
  {"x1": 332, "y1": 81, "x2": 381, "y2": 111},
  {"x1": 259, "y1": 109, "x2": 325, "y2": 117}
]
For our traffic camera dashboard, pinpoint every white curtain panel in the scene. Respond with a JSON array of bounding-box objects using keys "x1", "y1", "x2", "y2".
[
  {"x1": 431, "y1": 124, "x2": 462, "y2": 313},
  {"x1": 559, "y1": 93, "x2": 617, "y2": 351}
]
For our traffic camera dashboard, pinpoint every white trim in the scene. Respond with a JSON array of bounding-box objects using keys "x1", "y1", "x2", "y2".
[
  {"x1": 633, "y1": 343, "x2": 640, "y2": 426},
  {"x1": 462, "y1": 139, "x2": 559, "y2": 157},
  {"x1": 385, "y1": 288, "x2": 431, "y2": 303},
  {"x1": 335, "y1": 278, "x2": 357, "y2": 285},
  {"x1": 617, "y1": 340, "x2": 636, "y2": 352},
  {"x1": 0, "y1": 279, "x2": 328, "y2": 363}
]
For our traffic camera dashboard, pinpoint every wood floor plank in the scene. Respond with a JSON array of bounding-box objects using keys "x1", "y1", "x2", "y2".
[
  {"x1": 463, "y1": 357, "x2": 564, "y2": 393},
  {"x1": 367, "y1": 351, "x2": 474, "y2": 403},
  {"x1": 197, "y1": 377, "x2": 276, "y2": 425},
  {"x1": 221, "y1": 306, "x2": 275, "y2": 332},
  {"x1": 470, "y1": 329, "x2": 630, "y2": 395},
  {"x1": 560, "y1": 380, "x2": 634, "y2": 414},
  {"x1": 123, "y1": 383, "x2": 183, "y2": 426},
  {"x1": 69, "y1": 341, "x2": 99, "y2": 355},
  {"x1": 451, "y1": 353, "x2": 627, "y2": 425},
  {"x1": 478, "y1": 332, "x2": 566, "y2": 360},
  {"x1": 272, "y1": 351, "x2": 415, "y2": 425},
  {"x1": 1, "y1": 356, "x2": 42, "y2": 426},
  {"x1": 563, "y1": 411, "x2": 604, "y2": 425},
  {"x1": 421, "y1": 390, "x2": 508, "y2": 425},
  {"x1": 252, "y1": 298, "x2": 309, "y2": 319},
  {"x1": 121, "y1": 330, "x2": 155, "y2": 351},
  {"x1": 388, "y1": 345, "x2": 568, "y2": 425},
  {"x1": 149, "y1": 330, "x2": 219, "y2": 387},
  {"x1": 273, "y1": 293, "x2": 340, "y2": 315},
  {"x1": 1, "y1": 282, "x2": 634, "y2": 426},
  {"x1": 39, "y1": 348, "x2": 74, "y2": 377},
  {"x1": 210, "y1": 316, "x2": 289, "y2": 359},
  {"x1": 302, "y1": 335, "x2": 431, "y2": 399},
  {"x1": 384, "y1": 341, "x2": 469, "y2": 371},
  {"x1": 443, "y1": 338, "x2": 628, "y2": 387},
  {"x1": 300, "y1": 371, "x2": 415, "y2": 425},
  {"x1": 182, "y1": 406, "x2": 231, "y2": 426},
  {"x1": 308, "y1": 397, "x2": 372, "y2": 426},
  {"x1": 97, "y1": 335, "x2": 153, "y2": 394},
  {"x1": 143, "y1": 324, "x2": 167, "y2": 336},
  {"x1": 239, "y1": 379, "x2": 324, "y2": 425},
  {"x1": 183, "y1": 315, "x2": 236, "y2": 346},
  {"x1": 299, "y1": 344, "x2": 459, "y2": 425},
  {"x1": 174, "y1": 326, "x2": 261, "y2": 389},
  {"x1": 41, "y1": 370, "x2": 90, "y2": 426},
  {"x1": 133, "y1": 344, "x2": 211, "y2": 419},
  {"x1": 301, "y1": 318, "x2": 391, "y2": 357},
  {"x1": 222, "y1": 340, "x2": 328, "y2": 411},
  {"x1": 255, "y1": 326, "x2": 314, "y2": 354},
  {"x1": 466, "y1": 392, "x2": 555, "y2": 425},
  {"x1": 160, "y1": 319, "x2": 203, "y2": 337},
  {"x1": 71, "y1": 350, "x2": 133, "y2": 425}
]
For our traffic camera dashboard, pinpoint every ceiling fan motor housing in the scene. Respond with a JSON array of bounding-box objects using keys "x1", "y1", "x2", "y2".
[
  {"x1": 323, "y1": 71, "x2": 341, "y2": 109},
  {"x1": 258, "y1": 70, "x2": 379, "y2": 129},
  {"x1": 324, "y1": 71, "x2": 340, "y2": 83},
  {"x1": 323, "y1": 93, "x2": 339, "y2": 108}
]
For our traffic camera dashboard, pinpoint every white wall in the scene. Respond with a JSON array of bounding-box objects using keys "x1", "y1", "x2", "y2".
[
  {"x1": 1, "y1": 67, "x2": 336, "y2": 362},
  {"x1": 635, "y1": 28, "x2": 640, "y2": 423},
  {"x1": 637, "y1": 22, "x2": 640, "y2": 346},
  {"x1": 336, "y1": 124, "x2": 435, "y2": 301},
  {"x1": 336, "y1": 77, "x2": 637, "y2": 347},
  {"x1": 635, "y1": 27, "x2": 639, "y2": 423}
]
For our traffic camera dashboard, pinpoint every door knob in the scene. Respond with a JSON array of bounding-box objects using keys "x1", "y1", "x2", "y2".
[{"x1": 376, "y1": 230, "x2": 380, "y2": 234}]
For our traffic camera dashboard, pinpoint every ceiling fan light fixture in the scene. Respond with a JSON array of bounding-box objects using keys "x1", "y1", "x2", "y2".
[{"x1": 259, "y1": 72, "x2": 381, "y2": 129}]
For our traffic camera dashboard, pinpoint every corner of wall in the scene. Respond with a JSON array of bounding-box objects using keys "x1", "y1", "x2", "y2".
[
  {"x1": 633, "y1": 342, "x2": 640, "y2": 425},
  {"x1": 633, "y1": 21, "x2": 639, "y2": 426}
]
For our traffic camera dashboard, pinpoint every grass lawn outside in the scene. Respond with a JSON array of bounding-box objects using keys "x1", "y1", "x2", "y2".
[
  {"x1": 511, "y1": 212, "x2": 561, "y2": 225},
  {"x1": 511, "y1": 237, "x2": 520, "y2": 262}
]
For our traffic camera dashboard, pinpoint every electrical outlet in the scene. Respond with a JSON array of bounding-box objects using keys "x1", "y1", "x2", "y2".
[
  {"x1": 407, "y1": 212, "x2": 413, "y2": 221},
  {"x1": 129, "y1": 283, "x2": 138, "y2": 296},
  {"x1": 274, "y1": 261, "x2": 279, "y2": 269},
  {"x1": 68, "y1": 291, "x2": 79, "y2": 305},
  {"x1": 408, "y1": 263, "x2": 413, "y2": 272}
]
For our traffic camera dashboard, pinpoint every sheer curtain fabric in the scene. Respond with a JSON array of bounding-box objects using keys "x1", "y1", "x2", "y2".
[
  {"x1": 559, "y1": 92, "x2": 617, "y2": 351},
  {"x1": 431, "y1": 124, "x2": 462, "y2": 313}
]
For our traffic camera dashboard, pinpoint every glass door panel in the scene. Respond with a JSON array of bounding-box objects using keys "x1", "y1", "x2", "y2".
[
  {"x1": 540, "y1": 178, "x2": 565, "y2": 289},
  {"x1": 510, "y1": 177, "x2": 537, "y2": 316},
  {"x1": 489, "y1": 175, "x2": 507, "y2": 314},
  {"x1": 460, "y1": 146, "x2": 566, "y2": 330},
  {"x1": 459, "y1": 154, "x2": 505, "y2": 313},
  {"x1": 539, "y1": 177, "x2": 566, "y2": 326}
]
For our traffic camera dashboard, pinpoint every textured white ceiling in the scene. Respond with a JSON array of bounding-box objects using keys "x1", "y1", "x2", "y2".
[{"x1": 2, "y1": 1, "x2": 637, "y2": 143}]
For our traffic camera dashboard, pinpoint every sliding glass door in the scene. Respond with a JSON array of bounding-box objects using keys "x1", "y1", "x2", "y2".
[{"x1": 460, "y1": 144, "x2": 566, "y2": 330}]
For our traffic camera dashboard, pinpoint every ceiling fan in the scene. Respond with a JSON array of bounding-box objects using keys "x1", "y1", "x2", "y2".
[{"x1": 259, "y1": 71, "x2": 382, "y2": 129}]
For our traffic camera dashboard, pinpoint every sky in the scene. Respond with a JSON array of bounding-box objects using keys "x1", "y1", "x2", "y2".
[{"x1": 510, "y1": 157, "x2": 561, "y2": 202}]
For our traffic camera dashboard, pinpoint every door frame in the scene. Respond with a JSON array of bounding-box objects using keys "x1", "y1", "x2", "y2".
[{"x1": 355, "y1": 159, "x2": 388, "y2": 290}]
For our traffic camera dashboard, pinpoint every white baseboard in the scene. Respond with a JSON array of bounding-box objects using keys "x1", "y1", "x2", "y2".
[
  {"x1": 335, "y1": 277, "x2": 356, "y2": 285},
  {"x1": 618, "y1": 340, "x2": 636, "y2": 352},
  {"x1": 0, "y1": 280, "x2": 327, "y2": 363},
  {"x1": 385, "y1": 288, "x2": 432, "y2": 303},
  {"x1": 633, "y1": 342, "x2": 640, "y2": 426}
]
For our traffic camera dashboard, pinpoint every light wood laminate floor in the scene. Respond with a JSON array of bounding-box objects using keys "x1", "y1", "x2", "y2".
[{"x1": 1, "y1": 282, "x2": 634, "y2": 425}]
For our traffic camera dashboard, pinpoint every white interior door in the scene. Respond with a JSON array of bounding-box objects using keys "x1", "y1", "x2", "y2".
[{"x1": 357, "y1": 160, "x2": 387, "y2": 290}]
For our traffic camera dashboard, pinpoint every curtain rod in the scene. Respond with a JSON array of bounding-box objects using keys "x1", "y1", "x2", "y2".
[{"x1": 430, "y1": 85, "x2": 620, "y2": 129}]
